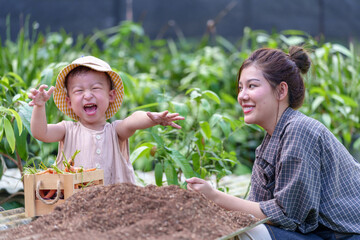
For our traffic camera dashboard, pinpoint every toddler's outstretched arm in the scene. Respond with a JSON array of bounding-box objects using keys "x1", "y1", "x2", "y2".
[
  {"x1": 29, "y1": 84, "x2": 65, "y2": 142},
  {"x1": 116, "y1": 110, "x2": 185, "y2": 141}
]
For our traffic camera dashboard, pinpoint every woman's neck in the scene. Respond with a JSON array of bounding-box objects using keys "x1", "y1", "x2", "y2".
[{"x1": 265, "y1": 103, "x2": 289, "y2": 136}]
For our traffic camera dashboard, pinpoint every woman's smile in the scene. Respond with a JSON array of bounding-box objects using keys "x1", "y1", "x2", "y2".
[{"x1": 242, "y1": 105, "x2": 255, "y2": 114}]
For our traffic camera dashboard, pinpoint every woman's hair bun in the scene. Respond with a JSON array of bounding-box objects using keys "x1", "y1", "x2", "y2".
[{"x1": 289, "y1": 46, "x2": 311, "y2": 74}]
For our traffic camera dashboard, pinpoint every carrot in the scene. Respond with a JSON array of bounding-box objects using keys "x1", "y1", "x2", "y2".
[
  {"x1": 44, "y1": 189, "x2": 56, "y2": 199},
  {"x1": 36, "y1": 169, "x2": 52, "y2": 175},
  {"x1": 39, "y1": 190, "x2": 46, "y2": 198},
  {"x1": 68, "y1": 150, "x2": 81, "y2": 167},
  {"x1": 85, "y1": 168, "x2": 97, "y2": 172}
]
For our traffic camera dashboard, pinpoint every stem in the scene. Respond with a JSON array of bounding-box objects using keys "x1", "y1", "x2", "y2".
[
  {"x1": 0, "y1": 152, "x2": 24, "y2": 185},
  {"x1": 0, "y1": 192, "x2": 24, "y2": 205},
  {"x1": 16, "y1": 152, "x2": 23, "y2": 176},
  {"x1": 0, "y1": 152, "x2": 18, "y2": 165}
]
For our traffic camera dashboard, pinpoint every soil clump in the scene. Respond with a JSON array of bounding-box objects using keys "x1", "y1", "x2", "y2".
[{"x1": 1, "y1": 183, "x2": 259, "y2": 240}]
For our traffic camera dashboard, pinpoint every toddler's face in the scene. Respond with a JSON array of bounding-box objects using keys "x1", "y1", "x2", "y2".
[{"x1": 65, "y1": 71, "x2": 115, "y2": 128}]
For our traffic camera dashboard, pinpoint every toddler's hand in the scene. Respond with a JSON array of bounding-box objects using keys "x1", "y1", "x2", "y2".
[
  {"x1": 28, "y1": 85, "x2": 55, "y2": 107},
  {"x1": 147, "y1": 111, "x2": 185, "y2": 129}
]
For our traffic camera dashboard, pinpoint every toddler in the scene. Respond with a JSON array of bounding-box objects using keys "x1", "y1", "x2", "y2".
[{"x1": 29, "y1": 56, "x2": 184, "y2": 185}]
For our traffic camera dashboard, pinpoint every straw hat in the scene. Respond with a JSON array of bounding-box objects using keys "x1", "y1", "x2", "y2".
[{"x1": 53, "y1": 56, "x2": 124, "y2": 121}]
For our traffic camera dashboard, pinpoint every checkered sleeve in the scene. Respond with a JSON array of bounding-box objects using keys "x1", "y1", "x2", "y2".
[{"x1": 259, "y1": 119, "x2": 322, "y2": 232}]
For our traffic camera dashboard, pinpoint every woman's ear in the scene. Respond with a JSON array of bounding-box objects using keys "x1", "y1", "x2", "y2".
[
  {"x1": 277, "y1": 82, "x2": 288, "y2": 101},
  {"x1": 109, "y1": 89, "x2": 116, "y2": 103}
]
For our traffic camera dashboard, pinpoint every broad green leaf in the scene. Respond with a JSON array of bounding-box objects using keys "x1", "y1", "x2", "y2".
[
  {"x1": 154, "y1": 162, "x2": 163, "y2": 186},
  {"x1": 169, "y1": 149, "x2": 195, "y2": 179},
  {"x1": 4, "y1": 118, "x2": 15, "y2": 153},
  {"x1": 164, "y1": 160, "x2": 178, "y2": 185},
  {"x1": 167, "y1": 39, "x2": 178, "y2": 56},
  {"x1": 332, "y1": 44, "x2": 352, "y2": 57},
  {"x1": 200, "y1": 121, "x2": 211, "y2": 139},
  {"x1": 170, "y1": 102, "x2": 189, "y2": 118},
  {"x1": 0, "y1": 118, "x2": 3, "y2": 141},
  {"x1": 202, "y1": 90, "x2": 220, "y2": 104},
  {"x1": 281, "y1": 30, "x2": 307, "y2": 36},
  {"x1": 0, "y1": 106, "x2": 12, "y2": 115},
  {"x1": 18, "y1": 101, "x2": 32, "y2": 134},
  {"x1": 309, "y1": 87, "x2": 326, "y2": 96},
  {"x1": 192, "y1": 153, "x2": 200, "y2": 172},
  {"x1": 209, "y1": 114, "x2": 222, "y2": 128},
  {"x1": 219, "y1": 120, "x2": 231, "y2": 138},
  {"x1": 130, "y1": 102, "x2": 159, "y2": 111},
  {"x1": 220, "y1": 92, "x2": 237, "y2": 105},
  {"x1": 311, "y1": 96, "x2": 325, "y2": 111},
  {"x1": 14, "y1": 121, "x2": 28, "y2": 161},
  {"x1": 280, "y1": 35, "x2": 305, "y2": 46},
  {"x1": 321, "y1": 113, "x2": 331, "y2": 128},
  {"x1": 8, "y1": 109, "x2": 22, "y2": 135},
  {"x1": 338, "y1": 94, "x2": 358, "y2": 107},
  {"x1": 343, "y1": 132, "x2": 352, "y2": 145},
  {"x1": 40, "y1": 68, "x2": 54, "y2": 86},
  {"x1": 331, "y1": 94, "x2": 344, "y2": 104},
  {"x1": 195, "y1": 132, "x2": 205, "y2": 151},
  {"x1": 200, "y1": 167, "x2": 207, "y2": 179},
  {"x1": 353, "y1": 138, "x2": 360, "y2": 151},
  {"x1": 180, "y1": 73, "x2": 197, "y2": 90},
  {"x1": 200, "y1": 98, "x2": 211, "y2": 113},
  {"x1": 130, "y1": 146, "x2": 149, "y2": 164},
  {"x1": 185, "y1": 88, "x2": 198, "y2": 95},
  {"x1": 119, "y1": 71, "x2": 136, "y2": 96},
  {"x1": 190, "y1": 90, "x2": 202, "y2": 100},
  {"x1": 151, "y1": 128, "x2": 164, "y2": 147}
]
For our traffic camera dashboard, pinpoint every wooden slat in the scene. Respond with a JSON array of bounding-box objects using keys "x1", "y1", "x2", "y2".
[{"x1": 24, "y1": 169, "x2": 104, "y2": 217}]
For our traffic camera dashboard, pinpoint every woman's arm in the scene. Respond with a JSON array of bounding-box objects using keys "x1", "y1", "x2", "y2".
[{"x1": 186, "y1": 177, "x2": 268, "y2": 220}]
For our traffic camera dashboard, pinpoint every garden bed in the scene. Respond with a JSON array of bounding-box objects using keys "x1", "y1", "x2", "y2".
[{"x1": 1, "y1": 183, "x2": 259, "y2": 240}]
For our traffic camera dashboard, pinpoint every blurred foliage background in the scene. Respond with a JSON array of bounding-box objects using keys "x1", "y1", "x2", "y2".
[{"x1": 0, "y1": 19, "x2": 359, "y2": 188}]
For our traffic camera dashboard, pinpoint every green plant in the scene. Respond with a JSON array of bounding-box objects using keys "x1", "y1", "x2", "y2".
[
  {"x1": 130, "y1": 88, "x2": 250, "y2": 188},
  {"x1": 1, "y1": 19, "x2": 359, "y2": 189},
  {"x1": 0, "y1": 72, "x2": 28, "y2": 178}
]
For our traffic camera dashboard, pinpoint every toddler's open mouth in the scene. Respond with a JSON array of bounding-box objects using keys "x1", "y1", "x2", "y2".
[{"x1": 84, "y1": 104, "x2": 97, "y2": 114}]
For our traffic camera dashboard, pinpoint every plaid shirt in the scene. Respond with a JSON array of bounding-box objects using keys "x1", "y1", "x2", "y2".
[{"x1": 248, "y1": 107, "x2": 360, "y2": 234}]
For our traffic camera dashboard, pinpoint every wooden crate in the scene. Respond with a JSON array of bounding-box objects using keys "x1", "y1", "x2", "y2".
[{"x1": 24, "y1": 169, "x2": 104, "y2": 217}]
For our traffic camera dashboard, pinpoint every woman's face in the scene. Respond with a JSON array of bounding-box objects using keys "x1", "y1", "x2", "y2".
[{"x1": 237, "y1": 65, "x2": 279, "y2": 132}]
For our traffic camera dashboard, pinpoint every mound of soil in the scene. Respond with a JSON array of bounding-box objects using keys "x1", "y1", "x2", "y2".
[{"x1": 2, "y1": 183, "x2": 259, "y2": 240}]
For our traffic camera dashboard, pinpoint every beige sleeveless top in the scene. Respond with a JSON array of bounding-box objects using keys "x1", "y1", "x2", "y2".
[{"x1": 55, "y1": 120, "x2": 135, "y2": 185}]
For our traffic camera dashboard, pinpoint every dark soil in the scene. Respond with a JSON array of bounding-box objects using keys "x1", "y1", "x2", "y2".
[{"x1": 1, "y1": 183, "x2": 259, "y2": 240}]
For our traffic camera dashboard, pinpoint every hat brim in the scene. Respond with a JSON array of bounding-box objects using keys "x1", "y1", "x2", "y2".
[{"x1": 53, "y1": 62, "x2": 124, "y2": 121}]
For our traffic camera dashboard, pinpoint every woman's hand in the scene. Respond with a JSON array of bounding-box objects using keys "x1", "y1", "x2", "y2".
[
  {"x1": 147, "y1": 111, "x2": 185, "y2": 129},
  {"x1": 28, "y1": 85, "x2": 55, "y2": 107},
  {"x1": 186, "y1": 177, "x2": 217, "y2": 200}
]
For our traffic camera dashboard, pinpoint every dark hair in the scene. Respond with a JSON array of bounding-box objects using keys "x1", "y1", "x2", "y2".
[
  {"x1": 237, "y1": 46, "x2": 311, "y2": 109},
  {"x1": 64, "y1": 66, "x2": 113, "y2": 91}
]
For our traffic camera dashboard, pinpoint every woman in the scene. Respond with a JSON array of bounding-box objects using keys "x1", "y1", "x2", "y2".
[{"x1": 186, "y1": 46, "x2": 360, "y2": 239}]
